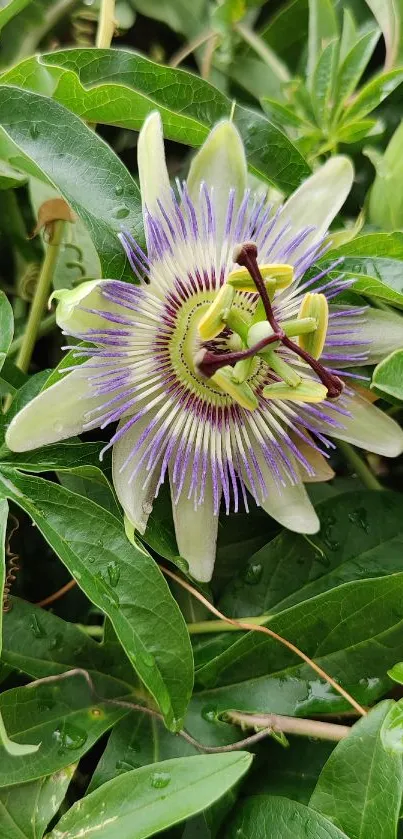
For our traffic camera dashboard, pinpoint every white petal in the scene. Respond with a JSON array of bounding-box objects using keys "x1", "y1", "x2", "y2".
[
  {"x1": 5, "y1": 363, "x2": 104, "y2": 452},
  {"x1": 170, "y1": 467, "x2": 219, "y2": 583},
  {"x1": 112, "y1": 417, "x2": 159, "y2": 535},
  {"x1": 242, "y1": 445, "x2": 320, "y2": 534},
  {"x1": 330, "y1": 391, "x2": 403, "y2": 456},
  {"x1": 187, "y1": 120, "x2": 247, "y2": 238},
  {"x1": 291, "y1": 434, "x2": 335, "y2": 483},
  {"x1": 275, "y1": 156, "x2": 354, "y2": 263},
  {"x1": 328, "y1": 308, "x2": 403, "y2": 366},
  {"x1": 137, "y1": 111, "x2": 172, "y2": 246}
]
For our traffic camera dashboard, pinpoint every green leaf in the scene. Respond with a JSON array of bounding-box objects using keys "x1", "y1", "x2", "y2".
[
  {"x1": 311, "y1": 40, "x2": 339, "y2": 125},
  {"x1": 372, "y1": 350, "x2": 403, "y2": 400},
  {"x1": 368, "y1": 121, "x2": 403, "y2": 230},
  {"x1": 219, "y1": 491, "x2": 403, "y2": 617},
  {"x1": 2, "y1": 596, "x2": 137, "y2": 689},
  {"x1": 261, "y1": 97, "x2": 309, "y2": 129},
  {"x1": 0, "y1": 468, "x2": 194, "y2": 731},
  {"x1": 0, "y1": 85, "x2": 143, "y2": 280},
  {"x1": 341, "y1": 68, "x2": 403, "y2": 122},
  {"x1": 2, "y1": 49, "x2": 311, "y2": 193},
  {"x1": 310, "y1": 701, "x2": 403, "y2": 839},
  {"x1": 225, "y1": 795, "x2": 349, "y2": 838},
  {"x1": 0, "y1": 765, "x2": 75, "y2": 839},
  {"x1": 259, "y1": 0, "x2": 309, "y2": 71},
  {"x1": 49, "y1": 753, "x2": 253, "y2": 839},
  {"x1": 321, "y1": 233, "x2": 403, "y2": 307},
  {"x1": 129, "y1": 0, "x2": 206, "y2": 37},
  {"x1": 388, "y1": 662, "x2": 403, "y2": 684},
  {"x1": 195, "y1": 572, "x2": 403, "y2": 691},
  {"x1": 243, "y1": 737, "x2": 334, "y2": 804},
  {"x1": 336, "y1": 118, "x2": 378, "y2": 143},
  {"x1": 0, "y1": 0, "x2": 32, "y2": 31},
  {"x1": 334, "y1": 28, "x2": 380, "y2": 112},
  {"x1": 307, "y1": 0, "x2": 338, "y2": 82},
  {"x1": 89, "y1": 710, "x2": 198, "y2": 792},
  {"x1": 0, "y1": 290, "x2": 13, "y2": 373},
  {"x1": 0, "y1": 676, "x2": 126, "y2": 786}
]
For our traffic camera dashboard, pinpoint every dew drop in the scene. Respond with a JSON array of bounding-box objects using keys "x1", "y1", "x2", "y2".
[
  {"x1": 243, "y1": 562, "x2": 263, "y2": 585},
  {"x1": 150, "y1": 770, "x2": 171, "y2": 789},
  {"x1": 348, "y1": 507, "x2": 370, "y2": 533},
  {"x1": 29, "y1": 123, "x2": 40, "y2": 139},
  {"x1": 30, "y1": 614, "x2": 47, "y2": 638},
  {"x1": 114, "y1": 184, "x2": 124, "y2": 196},
  {"x1": 175, "y1": 556, "x2": 189, "y2": 574},
  {"x1": 49, "y1": 632, "x2": 63, "y2": 651},
  {"x1": 201, "y1": 704, "x2": 218, "y2": 723},
  {"x1": 107, "y1": 561, "x2": 120, "y2": 587},
  {"x1": 112, "y1": 205, "x2": 130, "y2": 220},
  {"x1": 142, "y1": 501, "x2": 153, "y2": 515},
  {"x1": 53, "y1": 723, "x2": 87, "y2": 754}
]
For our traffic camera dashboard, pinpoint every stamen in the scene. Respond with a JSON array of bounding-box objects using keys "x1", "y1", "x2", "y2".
[{"x1": 233, "y1": 242, "x2": 343, "y2": 400}]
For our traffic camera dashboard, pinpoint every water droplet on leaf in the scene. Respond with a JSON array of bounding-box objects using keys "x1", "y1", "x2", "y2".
[
  {"x1": 53, "y1": 723, "x2": 87, "y2": 754},
  {"x1": 107, "y1": 561, "x2": 120, "y2": 587},
  {"x1": 49, "y1": 632, "x2": 63, "y2": 651},
  {"x1": 115, "y1": 184, "x2": 124, "y2": 196},
  {"x1": 243, "y1": 562, "x2": 263, "y2": 585},
  {"x1": 112, "y1": 205, "x2": 130, "y2": 220},
  {"x1": 348, "y1": 507, "x2": 369, "y2": 533},
  {"x1": 201, "y1": 704, "x2": 218, "y2": 723},
  {"x1": 150, "y1": 770, "x2": 171, "y2": 789},
  {"x1": 175, "y1": 557, "x2": 189, "y2": 574},
  {"x1": 116, "y1": 758, "x2": 140, "y2": 773},
  {"x1": 29, "y1": 124, "x2": 40, "y2": 139},
  {"x1": 30, "y1": 614, "x2": 46, "y2": 638}
]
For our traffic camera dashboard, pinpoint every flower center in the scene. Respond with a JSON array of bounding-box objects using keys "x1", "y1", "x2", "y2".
[{"x1": 194, "y1": 243, "x2": 343, "y2": 409}]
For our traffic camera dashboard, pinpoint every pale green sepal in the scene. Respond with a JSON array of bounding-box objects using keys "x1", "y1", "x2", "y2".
[
  {"x1": 169, "y1": 467, "x2": 219, "y2": 583},
  {"x1": 187, "y1": 121, "x2": 247, "y2": 238},
  {"x1": 0, "y1": 709, "x2": 40, "y2": 756},
  {"x1": 5, "y1": 363, "x2": 105, "y2": 452},
  {"x1": 330, "y1": 391, "x2": 403, "y2": 456},
  {"x1": 326, "y1": 306, "x2": 403, "y2": 366},
  {"x1": 277, "y1": 156, "x2": 354, "y2": 263},
  {"x1": 198, "y1": 284, "x2": 235, "y2": 340},
  {"x1": 138, "y1": 111, "x2": 171, "y2": 234},
  {"x1": 211, "y1": 366, "x2": 258, "y2": 410},
  {"x1": 263, "y1": 379, "x2": 328, "y2": 402},
  {"x1": 54, "y1": 279, "x2": 107, "y2": 336},
  {"x1": 298, "y1": 292, "x2": 328, "y2": 359}
]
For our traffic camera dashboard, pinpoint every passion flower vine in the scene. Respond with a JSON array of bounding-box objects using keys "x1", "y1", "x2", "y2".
[{"x1": 6, "y1": 114, "x2": 403, "y2": 581}]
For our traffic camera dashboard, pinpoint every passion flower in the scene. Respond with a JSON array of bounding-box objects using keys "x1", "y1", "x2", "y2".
[{"x1": 6, "y1": 113, "x2": 403, "y2": 581}]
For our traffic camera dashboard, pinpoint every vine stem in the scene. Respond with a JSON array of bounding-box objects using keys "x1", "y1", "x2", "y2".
[
  {"x1": 337, "y1": 440, "x2": 383, "y2": 491},
  {"x1": 26, "y1": 669, "x2": 352, "y2": 751},
  {"x1": 226, "y1": 710, "x2": 350, "y2": 742},
  {"x1": 95, "y1": 0, "x2": 116, "y2": 48},
  {"x1": 234, "y1": 22, "x2": 290, "y2": 82},
  {"x1": 170, "y1": 30, "x2": 216, "y2": 68},
  {"x1": 15, "y1": 221, "x2": 65, "y2": 374},
  {"x1": 160, "y1": 564, "x2": 367, "y2": 718}
]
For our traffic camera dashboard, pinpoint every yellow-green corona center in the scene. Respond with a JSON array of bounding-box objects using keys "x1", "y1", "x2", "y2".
[{"x1": 169, "y1": 291, "x2": 261, "y2": 407}]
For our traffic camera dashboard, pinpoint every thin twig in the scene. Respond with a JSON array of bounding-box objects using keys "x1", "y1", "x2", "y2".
[
  {"x1": 26, "y1": 669, "x2": 275, "y2": 753},
  {"x1": 160, "y1": 565, "x2": 367, "y2": 718},
  {"x1": 35, "y1": 578, "x2": 77, "y2": 608},
  {"x1": 201, "y1": 33, "x2": 218, "y2": 79},
  {"x1": 170, "y1": 30, "x2": 216, "y2": 68},
  {"x1": 227, "y1": 710, "x2": 350, "y2": 742}
]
